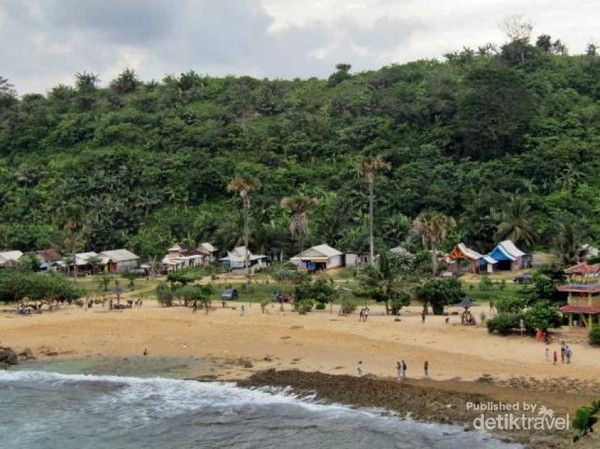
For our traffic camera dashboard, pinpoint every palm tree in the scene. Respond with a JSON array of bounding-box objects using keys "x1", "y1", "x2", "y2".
[
  {"x1": 413, "y1": 211, "x2": 456, "y2": 276},
  {"x1": 227, "y1": 175, "x2": 261, "y2": 280},
  {"x1": 280, "y1": 195, "x2": 319, "y2": 252},
  {"x1": 62, "y1": 204, "x2": 86, "y2": 282},
  {"x1": 358, "y1": 251, "x2": 414, "y2": 314},
  {"x1": 358, "y1": 157, "x2": 391, "y2": 264},
  {"x1": 495, "y1": 197, "x2": 537, "y2": 247}
]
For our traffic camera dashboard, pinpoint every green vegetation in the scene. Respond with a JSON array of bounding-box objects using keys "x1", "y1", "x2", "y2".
[
  {"x1": 0, "y1": 30, "x2": 599, "y2": 263},
  {"x1": 0, "y1": 268, "x2": 83, "y2": 303},
  {"x1": 416, "y1": 278, "x2": 464, "y2": 315},
  {"x1": 590, "y1": 324, "x2": 600, "y2": 345},
  {"x1": 573, "y1": 399, "x2": 600, "y2": 442}
]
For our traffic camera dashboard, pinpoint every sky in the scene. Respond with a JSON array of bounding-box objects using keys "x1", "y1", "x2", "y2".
[{"x1": 1, "y1": 0, "x2": 598, "y2": 95}]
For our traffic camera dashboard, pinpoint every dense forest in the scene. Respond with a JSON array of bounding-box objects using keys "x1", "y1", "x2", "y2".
[{"x1": 0, "y1": 31, "x2": 599, "y2": 262}]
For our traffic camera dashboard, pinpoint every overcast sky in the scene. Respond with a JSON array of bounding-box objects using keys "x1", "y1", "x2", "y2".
[{"x1": 1, "y1": 0, "x2": 598, "y2": 95}]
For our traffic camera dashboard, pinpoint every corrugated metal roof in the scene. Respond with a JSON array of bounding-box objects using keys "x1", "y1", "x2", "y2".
[
  {"x1": 499, "y1": 240, "x2": 526, "y2": 258},
  {"x1": 293, "y1": 244, "x2": 342, "y2": 259},
  {"x1": 0, "y1": 250, "x2": 23, "y2": 262},
  {"x1": 99, "y1": 249, "x2": 140, "y2": 262},
  {"x1": 199, "y1": 242, "x2": 217, "y2": 252},
  {"x1": 75, "y1": 252, "x2": 99, "y2": 266}
]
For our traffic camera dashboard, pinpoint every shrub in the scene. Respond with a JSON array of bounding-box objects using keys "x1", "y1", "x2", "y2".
[
  {"x1": 390, "y1": 291, "x2": 411, "y2": 315},
  {"x1": 590, "y1": 325, "x2": 600, "y2": 345},
  {"x1": 293, "y1": 299, "x2": 314, "y2": 314},
  {"x1": 487, "y1": 313, "x2": 522, "y2": 336},
  {"x1": 315, "y1": 302, "x2": 326, "y2": 310},
  {"x1": 339, "y1": 299, "x2": 357, "y2": 315},
  {"x1": 523, "y1": 300, "x2": 562, "y2": 332}
]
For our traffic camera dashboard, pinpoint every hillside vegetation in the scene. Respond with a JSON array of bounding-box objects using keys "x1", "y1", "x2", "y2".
[{"x1": 0, "y1": 33, "x2": 599, "y2": 260}]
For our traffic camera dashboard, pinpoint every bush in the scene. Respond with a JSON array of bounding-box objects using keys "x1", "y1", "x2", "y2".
[
  {"x1": 315, "y1": 302, "x2": 326, "y2": 310},
  {"x1": 390, "y1": 291, "x2": 411, "y2": 315},
  {"x1": 590, "y1": 325, "x2": 600, "y2": 345},
  {"x1": 293, "y1": 299, "x2": 314, "y2": 314},
  {"x1": 523, "y1": 300, "x2": 562, "y2": 332},
  {"x1": 339, "y1": 299, "x2": 357, "y2": 315},
  {"x1": 487, "y1": 313, "x2": 522, "y2": 336},
  {"x1": 496, "y1": 296, "x2": 525, "y2": 314}
]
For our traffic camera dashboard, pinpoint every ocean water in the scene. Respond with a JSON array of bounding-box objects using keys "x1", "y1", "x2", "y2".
[{"x1": 0, "y1": 369, "x2": 521, "y2": 449}]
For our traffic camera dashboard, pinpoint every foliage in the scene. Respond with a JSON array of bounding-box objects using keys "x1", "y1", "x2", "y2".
[
  {"x1": 95, "y1": 272, "x2": 113, "y2": 292},
  {"x1": 416, "y1": 278, "x2": 464, "y2": 315},
  {"x1": 390, "y1": 291, "x2": 411, "y2": 315},
  {"x1": 1, "y1": 38, "x2": 600, "y2": 261},
  {"x1": 166, "y1": 268, "x2": 203, "y2": 286},
  {"x1": 272, "y1": 266, "x2": 310, "y2": 285},
  {"x1": 156, "y1": 282, "x2": 174, "y2": 307},
  {"x1": 121, "y1": 270, "x2": 140, "y2": 288},
  {"x1": 572, "y1": 399, "x2": 600, "y2": 442},
  {"x1": 294, "y1": 278, "x2": 339, "y2": 307},
  {"x1": 293, "y1": 299, "x2": 314, "y2": 314},
  {"x1": 357, "y1": 251, "x2": 414, "y2": 314},
  {"x1": 487, "y1": 313, "x2": 522, "y2": 336},
  {"x1": 522, "y1": 300, "x2": 562, "y2": 332},
  {"x1": 495, "y1": 296, "x2": 526, "y2": 314},
  {"x1": 0, "y1": 269, "x2": 82, "y2": 303},
  {"x1": 589, "y1": 324, "x2": 600, "y2": 345}
]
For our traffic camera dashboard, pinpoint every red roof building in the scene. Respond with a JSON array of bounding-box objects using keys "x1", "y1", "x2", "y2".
[{"x1": 557, "y1": 263, "x2": 600, "y2": 328}]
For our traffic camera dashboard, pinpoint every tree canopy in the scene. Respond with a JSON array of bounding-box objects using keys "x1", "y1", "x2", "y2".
[{"x1": 0, "y1": 34, "x2": 599, "y2": 260}]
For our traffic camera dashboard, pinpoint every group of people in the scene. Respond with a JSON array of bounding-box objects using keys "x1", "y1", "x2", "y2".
[
  {"x1": 546, "y1": 340, "x2": 574, "y2": 365},
  {"x1": 356, "y1": 360, "x2": 430, "y2": 379}
]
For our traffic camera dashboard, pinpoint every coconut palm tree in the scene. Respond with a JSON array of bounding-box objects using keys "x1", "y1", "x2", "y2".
[
  {"x1": 227, "y1": 175, "x2": 261, "y2": 280},
  {"x1": 413, "y1": 211, "x2": 456, "y2": 276},
  {"x1": 495, "y1": 197, "x2": 537, "y2": 247},
  {"x1": 280, "y1": 195, "x2": 319, "y2": 252},
  {"x1": 358, "y1": 157, "x2": 391, "y2": 264}
]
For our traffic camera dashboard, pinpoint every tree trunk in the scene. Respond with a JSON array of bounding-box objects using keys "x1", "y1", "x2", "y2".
[
  {"x1": 369, "y1": 180, "x2": 375, "y2": 264},
  {"x1": 243, "y1": 196, "x2": 251, "y2": 293}
]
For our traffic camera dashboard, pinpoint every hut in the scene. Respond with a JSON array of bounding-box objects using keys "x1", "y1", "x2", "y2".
[
  {"x1": 290, "y1": 244, "x2": 344, "y2": 272},
  {"x1": 447, "y1": 243, "x2": 497, "y2": 274},
  {"x1": 98, "y1": 249, "x2": 140, "y2": 273},
  {"x1": 0, "y1": 250, "x2": 23, "y2": 268},
  {"x1": 488, "y1": 240, "x2": 531, "y2": 271},
  {"x1": 35, "y1": 249, "x2": 63, "y2": 271},
  {"x1": 557, "y1": 262, "x2": 600, "y2": 329},
  {"x1": 219, "y1": 246, "x2": 268, "y2": 272}
]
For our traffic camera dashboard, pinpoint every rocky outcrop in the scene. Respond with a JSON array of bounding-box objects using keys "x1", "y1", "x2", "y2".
[{"x1": 0, "y1": 347, "x2": 19, "y2": 368}]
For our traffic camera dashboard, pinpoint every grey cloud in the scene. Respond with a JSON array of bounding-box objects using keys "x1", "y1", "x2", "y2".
[{"x1": 0, "y1": 0, "x2": 425, "y2": 94}]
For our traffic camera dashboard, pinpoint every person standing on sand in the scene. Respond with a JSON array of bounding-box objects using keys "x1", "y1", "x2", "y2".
[
  {"x1": 560, "y1": 341, "x2": 566, "y2": 363},
  {"x1": 357, "y1": 361, "x2": 363, "y2": 377},
  {"x1": 364, "y1": 307, "x2": 370, "y2": 322},
  {"x1": 545, "y1": 347, "x2": 549, "y2": 362},
  {"x1": 397, "y1": 361, "x2": 402, "y2": 379},
  {"x1": 401, "y1": 360, "x2": 407, "y2": 379},
  {"x1": 553, "y1": 351, "x2": 558, "y2": 365},
  {"x1": 566, "y1": 345, "x2": 572, "y2": 364},
  {"x1": 240, "y1": 304, "x2": 246, "y2": 317},
  {"x1": 424, "y1": 361, "x2": 429, "y2": 378}
]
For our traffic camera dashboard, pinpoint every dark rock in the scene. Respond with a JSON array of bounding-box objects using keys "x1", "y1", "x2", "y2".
[{"x1": 0, "y1": 347, "x2": 19, "y2": 366}]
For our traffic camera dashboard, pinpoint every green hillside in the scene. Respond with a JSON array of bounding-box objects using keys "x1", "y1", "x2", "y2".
[{"x1": 1, "y1": 34, "x2": 599, "y2": 260}]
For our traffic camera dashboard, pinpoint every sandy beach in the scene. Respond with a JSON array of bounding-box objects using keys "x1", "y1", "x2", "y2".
[
  {"x1": 3, "y1": 300, "x2": 600, "y2": 447},
  {"x1": 2, "y1": 300, "x2": 598, "y2": 382}
]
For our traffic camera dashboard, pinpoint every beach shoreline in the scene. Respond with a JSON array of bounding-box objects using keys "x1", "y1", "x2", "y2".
[{"x1": 2, "y1": 300, "x2": 600, "y2": 447}]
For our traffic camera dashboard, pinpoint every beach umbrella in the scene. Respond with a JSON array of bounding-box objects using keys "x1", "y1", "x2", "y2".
[
  {"x1": 457, "y1": 297, "x2": 475, "y2": 309},
  {"x1": 112, "y1": 285, "x2": 126, "y2": 305}
]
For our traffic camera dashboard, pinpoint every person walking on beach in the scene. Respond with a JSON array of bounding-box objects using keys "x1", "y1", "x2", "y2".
[
  {"x1": 397, "y1": 361, "x2": 402, "y2": 379},
  {"x1": 560, "y1": 341, "x2": 566, "y2": 363},
  {"x1": 359, "y1": 308, "x2": 365, "y2": 322},
  {"x1": 424, "y1": 361, "x2": 429, "y2": 378},
  {"x1": 192, "y1": 300, "x2": 198, "y2": 314},
  {"x1": 401, "y1": 360, "x2": 407, "y2": 379},
  {"x1": 364, "y1": 307, "x2": 370, "y2": 322},
  {"x1": 357, "y1": 361, "x2": 363, "y2": 377},
  {"x1": 240, "y1": 304, "x2": 246, "y2": 317},
  {"x1": 566, "y1": 346, "x2": 572, "y2": 364},
  {"x1": 545, "y1": 347, "x2": 549, "y2": 362},
  {"x1": 553, "y1": 350, "x2": 558, "y2": 365}
]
